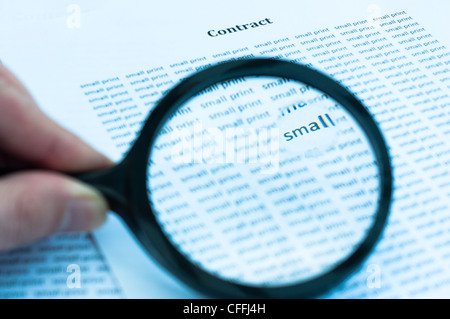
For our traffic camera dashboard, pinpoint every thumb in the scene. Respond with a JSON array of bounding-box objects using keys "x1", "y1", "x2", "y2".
[{"x1": 0, "y1": 171, "x2": 108, "y2": 252}]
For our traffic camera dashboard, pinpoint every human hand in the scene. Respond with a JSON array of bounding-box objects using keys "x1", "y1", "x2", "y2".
[{"x1": 0, "y1": 63, "x2": 113, "y2": 252}]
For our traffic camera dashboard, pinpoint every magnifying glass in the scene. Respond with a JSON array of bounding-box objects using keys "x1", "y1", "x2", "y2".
[{"x1": 3, "y1": 58, "x2": 393, "y2": 298}]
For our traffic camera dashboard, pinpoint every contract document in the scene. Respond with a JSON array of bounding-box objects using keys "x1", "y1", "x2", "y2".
[{"x1": 0, "y1": 0, "x2": 449, "y2": 298}]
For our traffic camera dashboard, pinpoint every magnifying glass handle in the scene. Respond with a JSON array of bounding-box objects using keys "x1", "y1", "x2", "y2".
[
  {"x1": 0, "y1": 166, "x2": 130, "y2": 223},
  {"x1": 73, "y1": 165, "x2": 128, "y2": 217},
  {"x1": 0, "y1": 168, "x2": 18, "y2": 176}
]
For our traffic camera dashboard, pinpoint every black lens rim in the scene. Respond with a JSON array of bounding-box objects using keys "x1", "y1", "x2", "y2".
[{"x1": 125, "y1": 58, "x2": 393, "y2": 298}]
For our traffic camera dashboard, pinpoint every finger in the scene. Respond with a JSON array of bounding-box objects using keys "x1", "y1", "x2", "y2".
[
  {"x1": 0, "y1": 63, "x2": 113, "y2": 172},
  {"x1": 0, "y1": 171, "x2": 108, "y2": 252}
]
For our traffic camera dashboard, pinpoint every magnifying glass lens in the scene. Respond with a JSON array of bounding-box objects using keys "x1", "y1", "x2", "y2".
[{"x1": 147, "y1": 76, "x2": 380, "y2": 287}]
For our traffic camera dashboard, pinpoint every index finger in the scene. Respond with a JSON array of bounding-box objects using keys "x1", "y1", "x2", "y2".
[{"x1": 0, "y1": 63, "x2": 113, "y2": 172}]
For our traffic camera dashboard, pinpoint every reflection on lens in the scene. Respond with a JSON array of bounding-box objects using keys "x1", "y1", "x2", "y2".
[{"x1": 147, "y1": 76, "x2": 380, "y2": 287}]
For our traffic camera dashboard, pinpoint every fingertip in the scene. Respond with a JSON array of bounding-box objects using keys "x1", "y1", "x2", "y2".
[
  {"x1": 59, "y1": 182, "x2": 109, "y2": 233},
  {"x1": 0, "y1": 172, "x2": 109, "y2": 252}
]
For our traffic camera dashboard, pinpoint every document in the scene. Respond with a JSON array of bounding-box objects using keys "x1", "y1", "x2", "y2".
[
  {"x1": 1, "y1": 0, "x2": 450, "y2": 298},
  {"x1": 0, "y1": 233, "x2": 124, "y2": 298}
]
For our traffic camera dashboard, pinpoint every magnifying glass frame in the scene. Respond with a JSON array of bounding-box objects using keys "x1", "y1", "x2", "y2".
[{"x1": 58, "y1": 58, "x2": 394, "y2": 298}]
